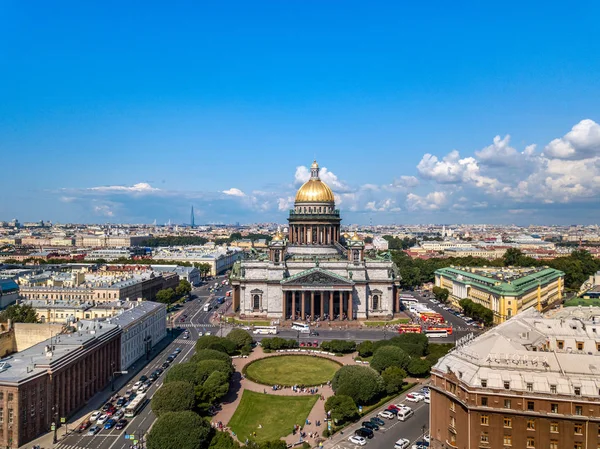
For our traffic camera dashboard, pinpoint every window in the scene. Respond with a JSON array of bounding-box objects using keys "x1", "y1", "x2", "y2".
[
  {"x1": 504, "y1": 399, "x2": 511, "y2": 409},
  {"x1": 557, "y1": 340, "x2": 564, "y2": 349},
  {"x1": 504, "y1": 381, "x2": 510, "y2": 389},
  {"x1": 551, "y1": 403, "x2": 559, "y2": 413},
  {"x1": 7, "y1": 394, "x2": 12, "y2": 402},
  {"x1": 527, "y1": 382, "x2": 533, "y2": 392},
  {"x1": 576, "y1": 405, "x2": 583, "y2": 416},
  {"x1": 575, "y1": 423, "x2": 583, "y2": 434},
  {"x1": 481, "y1": 397, "x2": 488, "y2": 406},
  {"x1": 450, "y1": 416, "x2": 456, "y2": 428},
  {"x1": 527, "y1": 401, "x2": 535, "y2": 411},
  {"x1": 575, "y1": 387, "x2": 581, "y2": 396},
  {"x1": 527, "y1": 437, "x2": 535, "y2": 448},
  {"x1": 550, "y1": 441, "x2": 558, "y2": 449},
  {"x1": 448, "y1": 383, "x2": 457, "y2": 394},
  {"x1": 481, "y1": 379, "x2": 487, "y2": 387},
  {"x1": 480, "y1": 432, "x2": 489, "y2": 443},
  {"x1": 481, "y1": 415, "x2": 489, "y2": 425},
  {"x1": 8, "y1": 409, "x2": 12, "y2": 424},
  {"x1": 551, "y1": 422, "x2": 559, "y2": 432},
  {"x1": 253, "y1": 295, "x2": 260, "y2": 310},
  {"x1": 504, "y1": 417, "x2": 512, "y2": 428},
  {"x1": 577, "y1": 341, "x2": 584, "y2": 351},
  {"x1": 0, "y1": 408, "x2": 3, "y2": 423},
  {"x1": 503, "y1": 435, "x2": 512, "y2": 446},
  {"x1": 596, "y1": 343, "x2": 600, "y2": 352},
  {"x1": 574, "y1": 445, "x2": 582, "y2": 449},
  {"x1": 372, "y1": 295, "x2": 379, "y2": 310},
  {"x1": 448, "y1": 431, "x2": 456, "y2": 445},
  {"x1": 527, "y1": 419, "x2": 536, "y2": 430},
  {"x1": 550, "y1": 384, "x2": 557, "y2": 394}
]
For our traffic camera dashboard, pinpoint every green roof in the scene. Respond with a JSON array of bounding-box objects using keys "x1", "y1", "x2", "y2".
[{"x1": 435, "y1": 266, "x2": 564, "y2": 297}]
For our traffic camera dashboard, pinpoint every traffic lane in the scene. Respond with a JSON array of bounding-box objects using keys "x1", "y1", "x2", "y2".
[{"x1": 254, "y1": 329, "x2": 457, "y2": 344}]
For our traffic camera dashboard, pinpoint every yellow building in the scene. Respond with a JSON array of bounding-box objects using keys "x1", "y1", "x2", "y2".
[{"x1": 435, "y1": 266, "x2": 564, "y2": 324}]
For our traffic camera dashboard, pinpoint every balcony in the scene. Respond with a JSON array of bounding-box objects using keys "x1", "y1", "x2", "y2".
[{"x1": 288, "y1": 210, "x2": 341, "y2": 220}]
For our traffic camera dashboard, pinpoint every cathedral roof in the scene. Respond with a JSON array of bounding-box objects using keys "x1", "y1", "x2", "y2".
[{"x1": 295, "y1": 160, "x2": 335, "y2": 203}]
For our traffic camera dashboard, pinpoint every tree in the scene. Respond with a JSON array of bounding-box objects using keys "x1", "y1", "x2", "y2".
[
  {"x1": 320, "y1": 340, "x2": 356, "y2": 353},
  {"x1": 176, "y1": 279, "x2": 192, "y2": 297},
  {"x1": 165, "y1": 363, "x2": 201, "y2": 385},
  {"x1": 357, "y1": 340, "x2": 374, "y2": 357},
  {"x1": 191, "y1": 349, "x2": 232, "y2": 365},
  {"x1": 197, "y1": 371, "x2": 230, "y2": 405},
  {"x1": 156, "y1": 288, "x2": 175, "y2": 305},
  {"x1": 226, "y1": 328, "x2": 253, "y2": 349},
  {"x1": 196, "y1": 336, "x2": 237, "y2": 355},
  {"x1": 432, "y1": 286, "x2": 450, "y2": 304},
  {"x1": 151, "y1": 381, "x2": 195, "y2": 416},
  {"x1": 196, "y1": 359, "x2": 233, "y2": 383},
  {"x1": 147, "y1": 411, "x2": 212, "y2": 449},
  {"x1": 407, "y1": 358, "x2": 431, "y2": 377},
  {"x1": 209, "y1": 431, "x2": 240, "y2": 449},
  {"x1": 324, "y1": 394, "x2": 358, "y2": 424},
  {"x1": 503, "y1": 248, "x2": 524, "y2": 266},
  {"x1": 370, "y1": 346, "x2": 411, "y2": 373},
  {"x1": 381, "y1": 366, "x2": 407, "y2": 394},
  {"x1": 331, "y1": 365, "x2": 384, "y2": 405},
  {"x1": 0, "y1": 304, "x2": 38, "y2": 323}
]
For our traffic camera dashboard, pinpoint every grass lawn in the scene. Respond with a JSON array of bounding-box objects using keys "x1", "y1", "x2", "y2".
[
  {"x1": 225, "y1": 317, "x2": 272, "y2": 326},
  {"x1": 244, "y1": 355, "x2": 340, "y2": 386},
  {"x1": 363, "y1": 318, "x2": 410, "y2": 327},
  {"x1": 228, "y1": 390, "x2": 318, "y2": 442},
  {"x1": 564, "y1": 297, "x2": 600, "y2": 307}
]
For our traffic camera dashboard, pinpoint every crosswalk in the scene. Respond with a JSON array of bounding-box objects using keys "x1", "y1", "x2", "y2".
[
  {"x1": 55, "y1": 444, "x2": 88, "y2": 449},
  {"x1": 175, "y1": 323, "x2": 218, "y2": 328},
  {"x1": 173, "y1": 339, "x2": 195, "y2": 345}
]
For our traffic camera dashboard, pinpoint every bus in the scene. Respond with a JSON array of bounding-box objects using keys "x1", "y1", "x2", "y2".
[
  {"x1": 291, "y1": 322, "x2": 310, "y2": 333},
  {"x1": 124, "y1": 393, "x2": 147, "y2": 418},
  {"x1": 424, "y1": 325, "x2": 453, "y2": 338},
  {"x1": 252, "y1": 326, "x2": 278, "y2": 335},
  {"x1": 397, "y1": 324, "x2": 422, "y2": 334}
]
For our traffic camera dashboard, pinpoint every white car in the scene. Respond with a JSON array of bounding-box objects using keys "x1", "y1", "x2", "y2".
[
  {"x1": 198, "y1": 331, "x2": 203, "y2": 337},
  {"x1": 205, "y1": 331, "x2": 212, "y2": 336},
  {"x1": 412, "y1": 392, "x2": 425, "y2": 401},
  {"x1": 394, "y1": 438, "x2": 410, "y2": 449},
  {"x1": 132, "y1": 381, "x2": 143, "y2": 391},
  {"x1": 395, "y1": 403, "x2": 411, "y2": 411},
  {"x1": 348, "y1": 435, "x2": 367, "y2": 446},
  {"x1": 378, "y1": 410, "x2": 395, "y2": 419},
  {"x1": 406, "y1": 393, "x2": 422, "y2": 402},
  {"x1": 423, "y1": 434, "x2": 430, "y2": 443},
  {"x1": 96, "y1": 414, "x2": 109, "y2": 425},
  {"x1": 89, "y1": 411, "x2": 102, "y2": 422},
  {"x1": 138, "y1": 384, "x2": 148, "y2": 394},
  {"x1": 424, "y1": 397, "x2": 430, "y2": 404}
]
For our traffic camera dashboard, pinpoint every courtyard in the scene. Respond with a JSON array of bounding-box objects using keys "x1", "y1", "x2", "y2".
[{"x1": 244, "y1": 354, "x2": 341, "y2": 386}]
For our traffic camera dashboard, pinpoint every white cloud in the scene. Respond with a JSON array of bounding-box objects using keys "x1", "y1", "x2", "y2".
[
  {"x1": 222, "y1": 188, "x2": 246, "y2": 197},
  {"x1": 278, "y1": 197, "x2": 294, "y2": 211},
  {"x1": 365, "y1": 198, "x2": 401, "y2": 212},
  {"x1": 93, "y1": 204, "x2": 114, "y2": 217},
  {"x1": 544, "y1": 119, "x2": 600, "y2": 160},
  {"x1": 89, "y1": 182, "x2": 159, "y2": 193},
  {"x1": 392, "y1": 175, "x2": 419, "y2": 189},
  {"x1": 406, "y1": 191, "x2": 448, "y2": 211},
  {"x1": 475, "y1": 135, "x2": 528, "y2": 166},
  {"x1": 294, "y1": 164, "x2": 350, "y2": 191}
]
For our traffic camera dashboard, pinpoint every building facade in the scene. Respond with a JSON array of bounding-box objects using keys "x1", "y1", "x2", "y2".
[
  {"x1": 0, "y1": 279, "x2": 19, "y2": 309},
  {"x1": 430, "y1": 307, "x2": 600, "y2": 449},
  {"x1": 0, "y1": 322, "x2": 121, "y2": 447},
  {"x1": 230, "y1": 161, "x2": 400, "y2": 320},
  {"x1": 435, "y1": 266, "x2": 564, "y2": 324}
]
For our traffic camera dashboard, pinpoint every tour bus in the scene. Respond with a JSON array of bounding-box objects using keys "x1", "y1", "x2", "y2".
[
  {"x1": 124, "y1": 393, "x2": 147, "y2": 418},
  {"x1": 291, "y1": 322, "x2": 310, "y2": 333},
  {"x1": 397, "y1": 324, "x2": 422, "y2": 334},
  {"x1": 424, "y1": 326, "x2": 453, "y2": 338},
  {"x1": 252, "y1": 326, "x2": 278, "y2": 335},
  {"x1": 203, "y1": 303, "x2": 211, "y2": 312}
]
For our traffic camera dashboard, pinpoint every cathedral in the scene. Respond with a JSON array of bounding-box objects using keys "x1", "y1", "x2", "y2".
[{"x1": 230, "y1": 161, "x2": 400, "y2": 321}]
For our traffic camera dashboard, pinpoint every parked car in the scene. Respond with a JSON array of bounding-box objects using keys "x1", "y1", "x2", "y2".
[
  {"x1": 394, "y1": 438, "x2": 410, "y2": 449},
  {"x1": 370, "y1": 416, "x2": 385, "y2": 426},
  {"x1": 78, "y1": 420, "x2": 92, "y2": 432},
  {"x1": 90, "y1": 411, "x2": 102, "y2": 422},
  {"x1": 162, "y1": 361, "x2": 170, "y2": 369},
  {"x1": 406, "y1": 393, "x2": 422, "y2": 402},
  {"x1": 411, "y1": 443, "x2": 430, "y2": 449},
  {"x1": 348, "y1": 435, "x2": 367, "y2": 446},
  {"x1": 115, "y1": 419, "x2": 128, "y2": 430},
  {"x1": 87, "y1": 425, "x2": 101, "y2": 436},
  {"x1": 362, "y1": 421, "x2": 379, "y2": 431},
  {"x1": 397, "y1": 408, "x2": 414, "y2": 422},
  {"x1": 354, "y1": 428, "x2": 374, "y2": 439},
  {"x1": 378, "y1": 410, "x2": 395, "y2": 419}
]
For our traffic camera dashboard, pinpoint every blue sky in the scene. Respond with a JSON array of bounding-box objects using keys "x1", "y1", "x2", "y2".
[{"x1": 1, "y1": 1, "x2": 599, "y2": 225}]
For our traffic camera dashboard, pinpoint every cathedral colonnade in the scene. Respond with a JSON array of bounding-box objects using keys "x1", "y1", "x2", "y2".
[
  {"x1": 288, "y1": 224, "x2": 340, "y2": 245},
  {"x1": 282, "y1": 289, "x2": 353, "y2": 320}
]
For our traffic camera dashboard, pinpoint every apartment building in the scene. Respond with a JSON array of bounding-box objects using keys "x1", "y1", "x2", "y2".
[{"x1": 430, "y1": 307, "x2": 600, "y2": 449}]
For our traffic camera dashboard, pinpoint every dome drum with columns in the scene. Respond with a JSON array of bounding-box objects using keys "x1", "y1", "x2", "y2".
[{"x1": 230, "y1": 160, "x2": 400, "y2": 322}]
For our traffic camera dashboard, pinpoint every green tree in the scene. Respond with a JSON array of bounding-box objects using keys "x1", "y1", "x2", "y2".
[
  {"x1": 320, "y1": 340, "x2": 356, "y2": 354},
  {"x1": 0, "y1": 303, "x2": 39, "y2": 323},
  {"x1": 176, "y1": 279, "x2": 192, "y2": 297},
  {"x1": 165, "y1": 363, "x2": 201, "y2": 386},
  {"x1": 331, "y1": 365, "x2": 384, "y2": 405},
  {"x1": 381, "y1": 366, "x2": 407, "y2": 394},
  {"x1": 155, "y1": 288, "x2": 175, "y2": 304},
  {"x1": 195, "y1": 335, "x2": 237, "y2": 355},
  {"x1": 324, "y1": 394, "x2": 358, "y2": 424},
  {"x1": 190, "y1": 349, "x2": 232, "y2": 365},
  {"x1": 151, "y1": 381, "x2": 195, "y2": 416},
  {"x1": 197, "y1": 371, "x2": 230, "y2": 405},
  {"x1": 357, "y1": 340, "x2": 374, "y2": 357},
  {"x1": 370, "y1": 346, "x2": 411, "y2": 373},
  {"x1": 407, "y1": 358, "x2": 431, "y2": 377},
  {"x1": 503, "y1": 248, "x2": 524, "y2": 266},
  {"x1": 195, "y1": 263, "x2": 212, "y2": 278},
  {"x1": 209, "y1": 431, "x2": 240, "y2": 449},
  {"x1": 196, "y1": 359, "x2": 233, "y2": 383},
  {"x1": 226, "y1": 328, "x2": 253, "y2": 349},
  {"x1": 432, "y1": 286, "x2": 450, "y2": 304},
  {"x1": 147, "y1": 411, "x2": 212, "y2": 449}
]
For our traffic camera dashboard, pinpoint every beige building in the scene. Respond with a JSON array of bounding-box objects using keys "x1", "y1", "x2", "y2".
[{"x1": 435, "y1": 266, "x2": 564, "y2": 324}]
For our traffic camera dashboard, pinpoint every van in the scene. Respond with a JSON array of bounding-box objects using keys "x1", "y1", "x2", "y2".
[
  {"x1": 354, "y1": 428, "x2": 374, "y2": 439},
  {"x1": 397, "y1": 408, "x2": 414, "y2": 422},
  {"x1": 203, "y1": 303, "x2": 211, "y2": 312}
]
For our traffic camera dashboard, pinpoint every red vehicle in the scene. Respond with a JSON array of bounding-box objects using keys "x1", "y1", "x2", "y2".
[
  {"x1": 78, "y1": 420, "x2": 91, "y2": 433},
  {"x1": 425, "y1": 325, "x2": 453, "y2": 336},
  {"x1": 397, "y1": 324, "x2": 422, "y2": 334}
]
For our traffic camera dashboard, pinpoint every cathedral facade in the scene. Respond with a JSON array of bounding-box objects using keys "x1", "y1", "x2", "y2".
[{"x1": 230, "y1": 161, "x2": 400, "y2": 320}]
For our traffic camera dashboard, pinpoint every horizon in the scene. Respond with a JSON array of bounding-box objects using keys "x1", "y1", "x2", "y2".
[{"x1": 2, "y1": 2, "x2": 600, "y2": 225}]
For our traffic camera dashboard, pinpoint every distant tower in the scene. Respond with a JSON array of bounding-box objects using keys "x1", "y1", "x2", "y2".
[{"x1": 191, "y1": 206, "x2": 195, "y2": 228}]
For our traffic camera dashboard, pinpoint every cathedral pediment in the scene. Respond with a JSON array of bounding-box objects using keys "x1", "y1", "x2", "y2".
[{"x1": 281, "y1": 267, "x2": 354, "y2": 287}]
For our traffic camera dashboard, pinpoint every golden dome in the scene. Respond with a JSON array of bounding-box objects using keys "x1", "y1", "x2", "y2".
[
  {"x1": 343, "y1": 232, "x2": 350, "y2": 239},
  {"x1": 273, "y1": 230, "x2": 284, "y2": 241},
  {"x1": 295, "y1": 159, "x2": 335, "y2": 203},
  {"x1": 351, "y1": 231, "x2": 361, "y2": 241}
]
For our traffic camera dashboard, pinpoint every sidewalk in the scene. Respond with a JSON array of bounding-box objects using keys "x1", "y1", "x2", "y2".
[{"x1": 19, "y1": 334, "x2": 176, "y2": 449}]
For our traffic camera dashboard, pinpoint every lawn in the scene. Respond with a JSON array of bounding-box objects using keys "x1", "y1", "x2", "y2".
[
  {"x1": 228, "y1": 390, "x2": 318, "y2": 442},
  {"x1": 564, "y1": 297, "x2": 600, "y2": 307},
  {"x1": 363, "y1": 318, "x2": 410, "y2": 327},
  {"x1": 225, "y1": 317, "x2": 272, "y2": 326},
  {"x1": 244, "y1": 355, "x2": 340, "y2": 386}
]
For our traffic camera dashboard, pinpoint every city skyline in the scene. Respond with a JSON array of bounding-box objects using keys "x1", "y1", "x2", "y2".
[{"x1": 2, "y1": 2, "x2": 600, "y2": 225}]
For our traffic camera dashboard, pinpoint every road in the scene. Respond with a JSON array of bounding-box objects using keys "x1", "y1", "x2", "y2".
[{"x1": 55, "y1": 278, "x2": 224, "y2": 449}]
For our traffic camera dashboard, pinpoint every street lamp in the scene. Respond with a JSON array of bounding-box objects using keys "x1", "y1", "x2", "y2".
[
  {"x1": 51, "y1": 406, "x2": 58, "y2": 444},
  {"x1": 296, "y1": 329, "x2": 300, "y2": 346}
]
